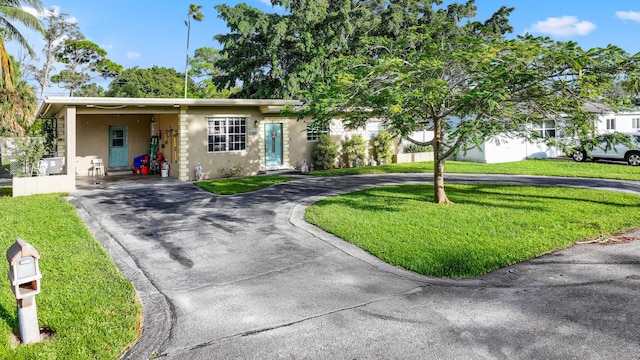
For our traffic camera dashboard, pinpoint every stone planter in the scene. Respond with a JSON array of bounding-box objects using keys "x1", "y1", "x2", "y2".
[{"x1": 12, "y1": 175, "x2": 75, "y2": 197}]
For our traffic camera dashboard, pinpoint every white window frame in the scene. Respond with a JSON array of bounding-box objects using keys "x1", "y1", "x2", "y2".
[
  {"x1": 606, "y1": 118, "x2": 616, "y2": 130},
  {"x1": 532, "y1": 121, "x2": 556, "y2": 138},
  {"x1": 207, "y1": 117, "x2": 247, "y2": 153},
  {"x1": 632, "y1": 118, "x2": 640, "y2": 130},
  {"x1": 306, "y1": 123, "x2": 329, "y2": 142}
]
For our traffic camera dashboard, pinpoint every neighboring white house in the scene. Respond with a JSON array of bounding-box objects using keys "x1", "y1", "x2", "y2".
[{"x1": 457, "y1": 104, "x2": 640, "y2": 164}]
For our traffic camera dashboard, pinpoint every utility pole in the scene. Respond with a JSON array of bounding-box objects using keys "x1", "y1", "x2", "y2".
[{"x1": 184, "y1": 4, "x2": 204, "y2": 98}]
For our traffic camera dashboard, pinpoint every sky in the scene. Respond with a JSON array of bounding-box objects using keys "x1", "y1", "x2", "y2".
[{"x1": 9, "y1": 0, "x2": 640, "y2": 97}]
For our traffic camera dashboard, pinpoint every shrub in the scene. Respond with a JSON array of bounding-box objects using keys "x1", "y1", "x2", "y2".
[
  {"x1": 343, "y1": 134, "x2": 368, "y2": 167},
  {"x1": 373, "y1": 130, "x2": 394, "y2": 165},
  {"x1": 312, "y1": 134, "x2": 338, "y2": 170},
  {"x1": 12, "y1": 137, "x2": 47, "y2": 177},
  {"x1": 219, "y1": 164, "x2": 244, "y2": 178},
  {"x1": 403, "y1": 143, "x2": 433, "y2": 153}
]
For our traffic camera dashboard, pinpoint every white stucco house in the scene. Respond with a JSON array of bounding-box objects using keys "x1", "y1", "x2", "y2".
[{"x1": 456, "y1": 104, "x2": 640, "y2": 164}]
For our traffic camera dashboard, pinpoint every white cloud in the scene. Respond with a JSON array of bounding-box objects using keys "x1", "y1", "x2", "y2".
[
  {"x1": 526, "y1": 16, "x2": 596, "y2": 37},
  {"x1": 257, "y1": 0, "x2": 272, "y2": 5},
  {"x1": 616, "y1": 10, "x2": 640, "y2": 22},
  {"x1": 127, "y1": 52, "x2": 141, "y2": 59}
]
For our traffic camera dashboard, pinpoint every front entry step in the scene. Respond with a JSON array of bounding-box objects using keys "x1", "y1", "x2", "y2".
[{"x1": 107, "y1": 167, "x2": 133, "y2": 176}]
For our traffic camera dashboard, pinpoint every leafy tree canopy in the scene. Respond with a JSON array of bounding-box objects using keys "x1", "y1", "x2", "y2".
[
  {"x1": 214, "y1": 0, "x2": 380, "y2": 99},
  {"x1": 292, "y1": 0, "x2": 639, "y2": 203},
  {"x1": 51, "y1": 39, "x2": 122, "y2": 96},
  {"x1": 106, "y1": 66, "x2": 187, "y2": 98}
]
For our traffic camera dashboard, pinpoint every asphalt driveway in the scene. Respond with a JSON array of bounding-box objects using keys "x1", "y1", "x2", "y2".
[{"x1": 70, "y1": 174, "x2": 640, "y2": 359}]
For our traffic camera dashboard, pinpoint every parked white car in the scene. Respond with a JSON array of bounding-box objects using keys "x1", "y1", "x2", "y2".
[{"x1": 572, "y1": 133, "x2": 640, "y2": 166}]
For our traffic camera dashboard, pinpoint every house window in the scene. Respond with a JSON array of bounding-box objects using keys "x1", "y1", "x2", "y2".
[
  {"x1": 632, "y1": 118, "x2": 640, "y2": 130},
  {"x1": 208, "y1": 117, "x2": 246, "y2": 152},
  {"x1": 306, "y1": 123, "x2": 328, "y2": 142},
  {"x1": 606, "y1": 118, "x2": 616, "y2": 130},
  {"x1": 533, "y1": 121, "x2": 556, "y2": 138}
]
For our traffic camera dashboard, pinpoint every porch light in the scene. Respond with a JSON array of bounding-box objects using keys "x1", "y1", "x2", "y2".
[{"x1": 254, "y1": 120, "x2": 259, "y2": 128}]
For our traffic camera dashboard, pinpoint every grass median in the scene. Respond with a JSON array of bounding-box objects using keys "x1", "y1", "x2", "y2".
[
  {"x1": 305, "y1": 183, "x2": 640, "y2": 278},
  {"x1": 195, "y1": 175, "x2": 294, "y2": 195},
  {"x1": 0, "y1": 193, "x2": 140, "y2": 359},
  {"x1": 309, "y1": 159, "x2": 640, "y2": 181}
]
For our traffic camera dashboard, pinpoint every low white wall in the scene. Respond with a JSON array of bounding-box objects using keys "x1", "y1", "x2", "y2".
[
  {"x1": 393, "y1": 152, "x2": 434, "y2": 163},
  {"x1": 12, "y1": 175, "x2": 76, "y2": 197},
  {"x1": 457, "y1": 136, "x2": 565, "y2": 163}
]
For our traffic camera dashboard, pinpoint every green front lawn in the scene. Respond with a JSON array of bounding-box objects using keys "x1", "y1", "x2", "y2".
[
  {"x1": 310, "y1": 159, "x2": 640, "y2": 181},
  {"x1": 0, "y1": 194, "x2": 140, "y2": 359},
  {"x1": 195, "y1": 175, "x2": 294, "y2": 195},
  {"x1": 306, "y1": 184, "x2": 640, "y2": 278}
]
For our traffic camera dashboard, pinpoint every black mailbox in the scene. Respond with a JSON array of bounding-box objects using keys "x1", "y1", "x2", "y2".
[{"x1": 6, "y1": 238, "x2": 41, "y2": 300}]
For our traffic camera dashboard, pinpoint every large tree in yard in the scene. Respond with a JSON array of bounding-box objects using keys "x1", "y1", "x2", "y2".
[
  {"x1": 296, "y1": 0, "x2": 638, "y2": 203},
  {"x1": 51, "y1": 39, "x2": 121, "y2": 96}
]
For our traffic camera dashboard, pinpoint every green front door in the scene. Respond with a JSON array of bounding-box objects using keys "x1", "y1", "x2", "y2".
[
  {"x1": 265, "y1": 123, "x2": 283, "y2": 167},
  {"x1": 109, "y1": 126, "x2": 128, "y2": 167}
]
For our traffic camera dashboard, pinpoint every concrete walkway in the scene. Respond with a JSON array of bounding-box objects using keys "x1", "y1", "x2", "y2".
[{"x1": 69, "y1": 174, "x2": 640, "y2": 360}]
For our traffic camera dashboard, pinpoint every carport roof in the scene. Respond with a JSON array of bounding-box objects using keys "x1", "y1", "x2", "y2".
[{"x1": 37, "y1": 97, "x2": 303, "y2": 118}]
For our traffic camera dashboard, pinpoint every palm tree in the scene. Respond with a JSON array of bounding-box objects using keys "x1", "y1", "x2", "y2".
[
  {"x1": 0, "y1": 0, "x2": 44, "y2": 89},
  {"x1": 184, "y1": 3, "x2": 204, "y2": 98}
]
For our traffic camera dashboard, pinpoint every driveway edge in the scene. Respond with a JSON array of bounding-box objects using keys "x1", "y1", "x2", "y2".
[{"x1": 68, "y1": 195, "x2": 172, "y2": 360}]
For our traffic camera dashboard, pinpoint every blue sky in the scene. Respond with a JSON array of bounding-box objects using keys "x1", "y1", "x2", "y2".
[{"x1": 12, "y1": 0, "x2": 640, "y2": 96}]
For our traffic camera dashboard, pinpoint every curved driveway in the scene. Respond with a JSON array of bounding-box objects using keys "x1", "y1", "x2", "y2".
[{"x1": 71, "y1": 174, "x2": 640, "y2": 359}]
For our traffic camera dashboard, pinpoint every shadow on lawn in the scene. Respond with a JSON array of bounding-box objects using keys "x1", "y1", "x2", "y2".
[{"x1": 314, "y1": 183, "x2": 640, "y2": 214}]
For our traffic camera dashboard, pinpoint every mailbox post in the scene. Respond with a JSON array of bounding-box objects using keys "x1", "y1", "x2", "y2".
[{"x1": 6, "y1": 238, "x2": 42, "y2": 344}]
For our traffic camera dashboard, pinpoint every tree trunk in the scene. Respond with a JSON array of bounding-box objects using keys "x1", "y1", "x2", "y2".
[
  {"x1": 433, "y1": 156, "x2": 451, "y2": 204},
  {"x1": 432, "y1": 118, "x2": 451, "y2": 204}
]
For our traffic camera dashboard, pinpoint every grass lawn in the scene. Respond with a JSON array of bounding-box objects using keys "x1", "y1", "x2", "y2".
[
  {"x1": 310, "y1": 159, "x2": 640, "y2": 181},
  {"x1": 195, "y1": 175, "x2": 294, "y2": 195},
  {"x1": 0, "y1": 193, "x2": 140, "y2": 359},
  {"x1": 305, "y1": 184, "x2": 640, "y2": 278}
]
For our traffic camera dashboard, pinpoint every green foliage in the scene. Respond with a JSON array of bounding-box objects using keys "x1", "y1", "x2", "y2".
[
  {"x1": 294, "y1": 0, "x2": 639, "y2": 202},
  {"x1": 218, "y1": 164, "x2": 244, "y2": 178},
  {"x1": 26, "y1": 8, "x2": 81, "y2": 99},
  {"x1": 342, "y1": 134, "x2": 368, "y2": 167},
  {"x1": 373, "y1": 130, "x2": 393, "y2": 164},
  {"x1": 12, "y1": 136, "x2": 47, "y2": 177},
  {"x1": 75, "y1": 82, "x2": 105, "y2": 97},
  {"x1": 306, "y1": 184, "x2": 640, "y2": 278},
  {"x1": 195, "y1": 175, "x2": 293, "y2": 195},
  {"x1": 0, "y1": 194, "x2": 140, "y2": 358},
  {"x1": 52, "y1": 39, "x2": 122, "y2": 96},
  {"x1": 312, "y1": 133, "x2": 338, "y2": 170},
  {"x1": 403, "y1": 143, "x2": 432, "y2": 153},
  {"x1": 0, "y1": 69, "x2": 37, "y2": 135},
  {"x1": 0, "y1": 0, "x2": 44, "y2": 90},
  {"x1": 213, "y1": 0, "x2": 377, "y2": 98},
  {"x1": 106, "y1": 66, "x2": 187, "y2": 98},
  {"x1": 189, "y1": 47, "x2": 241, "y2": 98}
]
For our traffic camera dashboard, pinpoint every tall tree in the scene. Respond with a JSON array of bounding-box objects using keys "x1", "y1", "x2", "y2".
[
  {"x1": 0, "y1": 0, "x2": 44, "y2": 89},
  {"x1": 189, "y1": 47, "x2": 239, "y2": 98},
  {"x1": 295, "y1": 0, "x2": 637, "y2": 203},
  {"x1": 184, "y1": 3, "x2": 204, "y2": 98},
  {"x1": 106, "y1": 66, "x2": 186, "y2": 98},
  {"x1": 213, "y1": 0, "x2": 380, "y2": 99},
  {"x1": 26, "y1": 8, "x2": 81, "y2": 100},
  {"x1": 0, "y1": 56, "x2": 37, "y2": 134},
  {"x1": 51, "y1": 39, "x2": 121, "y2": 96}
]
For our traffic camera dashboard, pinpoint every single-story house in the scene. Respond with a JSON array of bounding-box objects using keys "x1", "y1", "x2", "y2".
[
  {"x1": 21, "y1": 97, "x2": 392, "y2": 196},
  {"x1": 457, "y1": 104, "x2": 640, "y2": 164}
]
